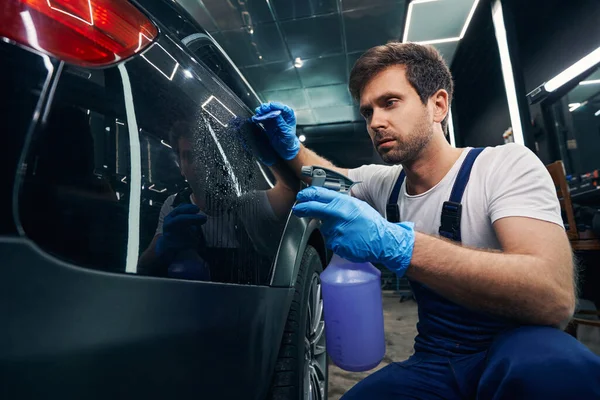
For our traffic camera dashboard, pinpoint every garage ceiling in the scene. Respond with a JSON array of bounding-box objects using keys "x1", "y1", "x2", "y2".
[{"x1": 178, "y1": 0, "x2": 480, "y2": 126}]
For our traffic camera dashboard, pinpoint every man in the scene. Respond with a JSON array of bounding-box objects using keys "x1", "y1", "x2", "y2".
[
  {"x1": 138, "y1": 116, "x2": 296, "y2": 283},
  {"x1": 253, "y1": 42, "x2": 600, "y2": 398}
]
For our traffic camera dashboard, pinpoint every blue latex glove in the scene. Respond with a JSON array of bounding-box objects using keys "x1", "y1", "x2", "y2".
[
  {"x1": 156, "y1": 204, "x2": 208, "y2": 263},
  {"x1": 252, "y1": 102, "x2": 300, "y2": 160},
  {"x1": 292, "y1": 186, "x2": 415, "y2": 276},
  {"x1": 231, "y1": 116, "x2": 277, "y2": 166}
]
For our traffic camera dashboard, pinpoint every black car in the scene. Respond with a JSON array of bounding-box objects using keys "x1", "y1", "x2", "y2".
[{"x1": 0, "y1": 0, "x2": 329, "y2": 399}]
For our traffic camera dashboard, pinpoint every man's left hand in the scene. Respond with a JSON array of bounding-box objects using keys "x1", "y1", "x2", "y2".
[{"x1": 292, "y1": 186, "x2": 416, "y2": 276}]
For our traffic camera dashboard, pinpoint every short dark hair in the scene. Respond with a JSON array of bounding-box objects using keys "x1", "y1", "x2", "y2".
[{"x1": 349, "y1": 42, "x2": 454, "y2": 133}]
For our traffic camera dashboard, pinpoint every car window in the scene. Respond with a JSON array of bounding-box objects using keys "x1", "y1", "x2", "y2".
[
  {"x1": 183, "y1": 35, "x2": 260, "y2": 111},
  {"x1": 17, "y1": 36, "x2": 297, "y2": 285}
]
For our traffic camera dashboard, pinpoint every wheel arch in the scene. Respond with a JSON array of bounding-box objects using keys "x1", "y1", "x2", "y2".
[{"x1": 270, "y1": 214, "x2": 329, "y2": 288}]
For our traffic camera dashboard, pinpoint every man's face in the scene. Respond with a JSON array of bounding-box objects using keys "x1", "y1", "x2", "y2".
[
  {"x1": 178, "y1": 136, "x2": 196, "y2": 183},
  {"x1": 178, "y1": 136, "x2": 208, "y2": 197},
  {"x1": 359, "y1": 65, "x2": 434, "y2": 164}
]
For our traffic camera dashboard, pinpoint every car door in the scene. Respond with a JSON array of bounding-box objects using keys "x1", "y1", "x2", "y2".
[{"x1": 1, "y1": 9, "x2": 299, "y2": 399}]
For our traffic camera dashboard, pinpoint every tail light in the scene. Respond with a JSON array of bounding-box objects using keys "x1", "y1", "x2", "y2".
[{"x1": 0, "y1": 0, "x2": 158, "y2": 67}]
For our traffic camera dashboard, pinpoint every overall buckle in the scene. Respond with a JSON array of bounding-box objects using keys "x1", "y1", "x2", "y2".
[{"x1": 439, "y1": 201, "x2": 462, "y2": 241}]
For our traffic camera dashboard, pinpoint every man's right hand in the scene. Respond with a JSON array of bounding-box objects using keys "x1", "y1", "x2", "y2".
[
  {"x1": 155, "y1": 204, "x2": 207, "y2": 263},
  {"x1": 252, "y1": 102, "x2": 300, "y2": 161}
]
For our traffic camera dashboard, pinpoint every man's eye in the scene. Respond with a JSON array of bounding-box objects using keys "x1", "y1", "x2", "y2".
[
  {"x1": 362, "y1": 110, "x2": 372, "y2": 119},
  {"x1": 386, "y1": 99, "x2": 397, "y2": 107}
]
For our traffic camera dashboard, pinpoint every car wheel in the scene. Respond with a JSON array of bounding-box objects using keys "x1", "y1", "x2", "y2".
[{"x1": 268, "y1": 245, "x2": 328, "y2": 400}]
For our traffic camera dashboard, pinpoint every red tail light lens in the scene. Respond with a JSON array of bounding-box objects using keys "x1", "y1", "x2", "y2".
[{"x1": 1, "y1": 0, "x2": 158, "y2": 67}]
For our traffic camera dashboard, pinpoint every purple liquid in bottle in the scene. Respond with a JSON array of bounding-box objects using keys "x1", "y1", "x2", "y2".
[{"x1": 321, "y1": 254, "x2": 386, "y2": 372}]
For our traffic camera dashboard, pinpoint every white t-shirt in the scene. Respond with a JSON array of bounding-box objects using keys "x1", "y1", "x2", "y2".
[
  {"x1": 155, "y1": 190, "x2": 280, "y2": 253},
  {"x1": 348, "y1": 143, "x2": 563, "y2": 250},
  {"x1": 156, "y1": 194, "x2": 238, "y2": 248}
]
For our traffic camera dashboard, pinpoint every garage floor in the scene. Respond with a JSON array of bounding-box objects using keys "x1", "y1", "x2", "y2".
[{"x1": 328, "y1": 291, "x2": 600, "y2": 399}]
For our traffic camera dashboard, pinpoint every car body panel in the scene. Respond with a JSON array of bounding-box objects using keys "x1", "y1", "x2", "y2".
[
  {"x1": 0, "y1": 1, "x2": 327, "y2": 398},
  {"x1": 0, "y1": 239, "x2": 293, "y2": 399},
  {"x1": 271, "y1": 215, "x2": 329, "y2": 288}
]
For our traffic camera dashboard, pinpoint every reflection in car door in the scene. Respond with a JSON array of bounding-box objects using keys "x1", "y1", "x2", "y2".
[{"x1": 4, "y1": 29, "x2": 296, "y2": 400}]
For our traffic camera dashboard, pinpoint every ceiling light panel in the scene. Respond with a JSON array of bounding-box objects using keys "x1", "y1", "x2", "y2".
[
  {"x1": 432, "y1": 40, "x2": 461, "y2": 62},
  {"x1": 405, "y1": 0, "x2": 476, "y2": 44},
  {"x1": 580, "y1": 79, "x2": 600, "y2": 85},
  {"x1": 544, "y1": 47, "x2": 600, "y2": 92}
]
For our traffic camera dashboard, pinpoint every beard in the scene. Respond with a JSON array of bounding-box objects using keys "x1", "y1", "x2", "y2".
[{"x1": 374, "y1": 113, "x2": 434, "y2": 165}]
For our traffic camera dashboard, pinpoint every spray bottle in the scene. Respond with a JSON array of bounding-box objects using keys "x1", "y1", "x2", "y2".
[{"x1": 301, "y1": 166, "x2": 386, "y2": 372}]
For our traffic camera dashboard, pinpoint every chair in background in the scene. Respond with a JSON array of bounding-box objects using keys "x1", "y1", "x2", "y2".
[
  {"x1": 564, "y1": 299, "x2": 600, "y2": 339},
  {"x1": 546, "y1": 160, "x2": 600, "y2": 251},
  {"x1": 546, "y1": 160, "x2": 600, "y2": 339}
]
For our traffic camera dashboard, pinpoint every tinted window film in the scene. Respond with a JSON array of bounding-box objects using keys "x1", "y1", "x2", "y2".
[
  {"x1": 0, "y1": 43, "x2": 55, "y2": 235},
  {"x1": 18, "y1": 66, "x2": 129, "y2": 271},
  {"x1": 184, "y1": 36, "x2": 260, "y2": 110},
  {"x1": 18, "y1": 37, "x2": 297, "y2": 285}
]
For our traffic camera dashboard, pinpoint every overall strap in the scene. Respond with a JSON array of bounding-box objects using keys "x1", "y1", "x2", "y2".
[
  {"x1": 385, "y1": 148, "x2": 485, "y2": 240},
  {"x1": 439, "y1": 147, "x2": 485, "y2": 242},
  {"x1": 386, "y1": 169, "x2": 406, "y2": 223}
]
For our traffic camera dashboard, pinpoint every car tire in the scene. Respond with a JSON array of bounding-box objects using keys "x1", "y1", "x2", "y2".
[{"x1": 268, "y1": 245, "x2": 328, "y2": 400}]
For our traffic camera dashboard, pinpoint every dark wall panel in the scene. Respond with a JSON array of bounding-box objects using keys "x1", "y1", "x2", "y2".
[
  {"x1": 451, "y1": 0, "x2": 511, "y2": 148},
  {"x1": 509, "y1": 0, "x2": 600, "y2": 94},
  {"x1": 507, "y1": 0, "x2": 600, "y2": 165}
]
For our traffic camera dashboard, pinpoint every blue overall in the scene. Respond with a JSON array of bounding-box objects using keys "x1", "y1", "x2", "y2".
[{"x1": 342, "y1": 148, "x2": 600, "y2": 399}]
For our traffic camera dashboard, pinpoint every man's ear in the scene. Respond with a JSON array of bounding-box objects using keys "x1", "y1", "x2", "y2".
[{"x1": 431, "y1": 89, "x2": 449, "y2": 125}]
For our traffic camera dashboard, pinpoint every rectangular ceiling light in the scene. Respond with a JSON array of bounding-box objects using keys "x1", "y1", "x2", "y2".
[
  {"x1": 141, "y1": 43, "x2": 180, "y2": 81},
  {"x1": 403, "y1": 0, "x2": 439, "y2": 43},
  {"x1": 595, "y1": 109, "x2": 600, "y2": 117},
  {"x1": 416, "y1": 37, "x2": 460, "y2": 45},
  {"x1": 460, "y1": 0, "x2": 480, "y2": 39},
  {"x1": 580, "y1": 79, "x2": 600, "y2": 85},
  {"x1": 544, "y1": 47, "x2": 600, "y2": 92},
  {"x1": 202, "y1": 95, "x2": 236, "y2": 127},
  {"x1": 492, "y1": 0, "x2": 524, "y2": 145},
  {"x1": 407, "y1": 0, "x2": 480, "y2": 45}
]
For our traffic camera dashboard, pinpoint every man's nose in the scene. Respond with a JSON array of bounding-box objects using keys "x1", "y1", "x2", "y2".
[{"x1": 370, "y1": 108, "x2": 388, "y2": 132}]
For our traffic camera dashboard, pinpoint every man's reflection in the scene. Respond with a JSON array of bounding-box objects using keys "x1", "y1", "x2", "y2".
[{"x1": 138, "y1": 116, "x2": 297, "y2": 283}]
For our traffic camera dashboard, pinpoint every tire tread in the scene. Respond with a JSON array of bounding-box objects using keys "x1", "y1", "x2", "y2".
[{"x1": 268, "y1": 246, "x2": 324, "y2": 400}]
